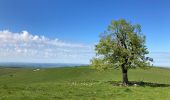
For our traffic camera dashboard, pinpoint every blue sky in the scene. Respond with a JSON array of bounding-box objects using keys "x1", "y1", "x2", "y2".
[{"x1": 0, "y1": 0, "x2": 170, "y2": 66}]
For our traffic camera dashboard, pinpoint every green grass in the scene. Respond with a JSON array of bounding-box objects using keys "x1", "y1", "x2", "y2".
[{"x1": 0, "y1": 66, "x2": 170, "y2": 100}]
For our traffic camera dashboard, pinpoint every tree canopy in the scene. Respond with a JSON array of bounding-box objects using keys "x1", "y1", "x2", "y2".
[{"x1": 91, "y1": 19, "x2": 152, "y2": 85}]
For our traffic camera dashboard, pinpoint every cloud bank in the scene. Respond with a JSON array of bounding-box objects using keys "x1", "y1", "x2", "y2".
[
  {"x1": 0, "y1": 30, "x2": 170, "y2": 67},
  {"x1": 0, "y1": 30, "x2": 94, "y2": 64},
  {"x1": 148, "y1": 52, "x2": 170, "y2": 67}
]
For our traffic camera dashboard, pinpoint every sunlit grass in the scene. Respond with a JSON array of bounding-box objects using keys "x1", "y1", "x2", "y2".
[{"x1": 0, "y1": 66, "x2": 170, "y2": 99}]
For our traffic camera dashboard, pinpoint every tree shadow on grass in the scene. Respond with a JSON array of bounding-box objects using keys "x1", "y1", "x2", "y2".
[{"x1": 106, "y1": 81, "x2": 170, "y2": 87}]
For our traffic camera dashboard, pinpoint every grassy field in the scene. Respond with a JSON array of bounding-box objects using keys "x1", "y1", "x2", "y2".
[{"x1": 0, "y1": 66, "x2": 170, "y2": 100}]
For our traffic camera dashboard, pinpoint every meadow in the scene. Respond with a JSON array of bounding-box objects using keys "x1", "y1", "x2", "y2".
[{"x1": 0, "y1": 66, "x2": 170, "y2": 100}]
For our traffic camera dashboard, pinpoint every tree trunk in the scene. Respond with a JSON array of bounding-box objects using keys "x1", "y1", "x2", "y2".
[{"x1": 121, "y1": 65, "x2": 129, "y2": 85}]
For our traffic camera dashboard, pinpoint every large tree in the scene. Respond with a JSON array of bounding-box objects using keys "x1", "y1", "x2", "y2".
[{"x1": 91, "y1": 19, "x2": 152, "y2": 85}]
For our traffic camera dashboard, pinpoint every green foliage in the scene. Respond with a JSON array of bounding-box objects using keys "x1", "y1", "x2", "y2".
[
  {"x1": 91, "y1": 19, "x2": 152, "y2": 70},
  {"x1": 90, "y1": 57, "x2": 113, "y2": 71}
]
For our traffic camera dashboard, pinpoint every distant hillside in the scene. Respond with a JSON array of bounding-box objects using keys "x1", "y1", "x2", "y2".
[{"x1": 0, "y1": 62, "x2": 88, "y2": 68}]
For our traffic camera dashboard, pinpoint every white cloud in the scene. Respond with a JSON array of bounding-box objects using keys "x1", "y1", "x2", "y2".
[
  {"x1": 0, "y1": 30, "x2": 95, "y2": 64},
  {"x1": 148, "y1": 52, "x2": 170, "y2": 67},
  {"x1": 1, "y1": 30, "x2": 169, "y2": 67}
]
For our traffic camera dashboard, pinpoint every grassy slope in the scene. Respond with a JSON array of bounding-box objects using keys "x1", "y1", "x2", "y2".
[{"x1": 0, "y1": 66, "x2": 170, "y2": 100}]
